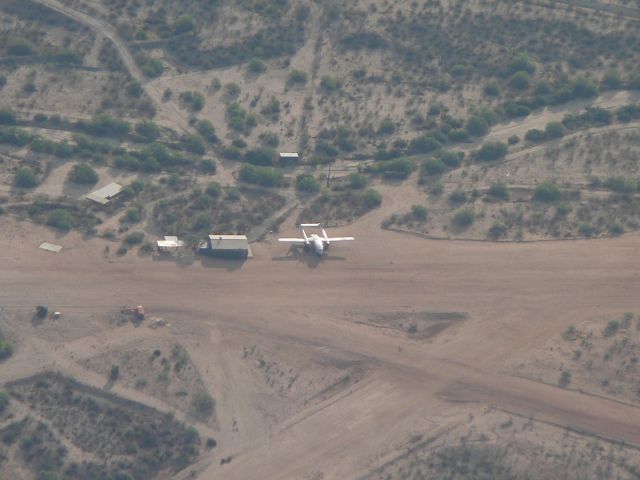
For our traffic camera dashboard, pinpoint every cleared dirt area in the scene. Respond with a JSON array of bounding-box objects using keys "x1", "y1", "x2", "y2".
[{"x1": 0, "y1": 210, "x2": 638, "y2": 478}]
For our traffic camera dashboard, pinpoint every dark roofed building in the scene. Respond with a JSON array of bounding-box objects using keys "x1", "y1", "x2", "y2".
[{"x1": 198, "y1": 234, "x2": 249, "y2": 259}]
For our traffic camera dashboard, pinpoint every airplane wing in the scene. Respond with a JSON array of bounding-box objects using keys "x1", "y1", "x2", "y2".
[
  {"x1": 325, "y1": 237, "x2": 354, "y2": 242},
  {"x1": 278, "y1": 238, "x2": 307, "y2": 244}
]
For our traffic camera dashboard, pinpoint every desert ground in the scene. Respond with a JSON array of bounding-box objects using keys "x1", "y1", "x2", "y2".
[
  {"x1": 1, "y1": 0, "x2": 640, "y2": 478},
  {"x1": 0, "y1": 202, "x2": 638, "y2": 478}
]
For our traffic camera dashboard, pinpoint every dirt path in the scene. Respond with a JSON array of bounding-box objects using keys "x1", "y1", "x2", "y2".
[{"x1": 0, "y1": 216, "x2": 638, "y2": 478}]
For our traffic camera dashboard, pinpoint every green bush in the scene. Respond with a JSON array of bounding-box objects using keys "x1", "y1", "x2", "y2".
[
  {"x1": 135, "y1": 120, "x2": 160, "y2": 142},
  {"x1": 0, "y1": 337, "x2": 12, "y2": 360},
  {"x1": 411, "y1": 204, "x2": 427, "y2": 221},
  {"x1": 603, "y1": 320, "x2": 620, "y2": 337},
  {"x1": 174, "y1": 15, "x2": 196, "y2": 34},
  {"x1": 196, "y1": 119, "x2": 218, "y2": 143},
  {"x1": 508, "y1": 71, "x2": 532, "y2": 91},
  {"x1": 320, "y1": 75, "x2": 341, "y2": 93},
  {"x1": 532, "y1": 181, "x2": 562, "y2": 203},
  {"x1": 506, "y1": 52, "x2": 535, "y2": 75},
  {"x1": 296, "y1": 174, "x2": 320, "y2": 193},
  {"x1": 36, "y1": 305, "x2": 48, "y2": 319},
  {"x1": 452, "y1": 208, "x2": 475, "y2": 228},
  {"x1": 181, "y1": 133, "x2": 206, "y2": 155},
  {"x1": 0, "y1": 108, "x2": 17, "y2": 125},
  {"x1": 488, "y1": 221, "x2": 507, "y2": 239},
  {"x1": 348, "y1": 173, "x2": 368, "y2": 190},
  {"x1": 0, "y1": 391, "x2": 8, "y2": 413},
  {"x1": 46, "y1": 209, "x2": 75, "y2": 231},
  {"x1": 487, "y1": 182, "x2": 509, "y2": 201},
  {"x1": 179, "y1": 91, "x2": 205, "y2": 111},
  {"x1": 191, "y1": 392, "x2": 215, "y2": 419},
  {"x1": 439, "y1": 151, "x2": 463, "y2": 168},
  {"x1": 225, "y1": 83, "x2": 241, "y2": 97},
  {"x1": 603, "y1": 176, "x2": 637, "y2": 194},
  {"x1": 475, "y1": 142, "x2": 507, "y2": 162},
  {"x1": 287, "y1": 69, "x2": 308, "y2": 86},
  {"x1": 238, "y1": 164, "x2": 282, "y2": 187},
  {"x1": 14, "y1": 167, "x2": 38, "y2": 188},
  {"x1": 558, "y1": 371, "x2": 572, "y2": 388},
  {"x1": 245, "y1": 148, "x2": 276, "y2": 166},
  {"x1": 6, "y1": 38, "x2": 35, "y2": 56},
  {"x1": 68, "y1": 163, "x2": 99, "y2": 185},
  {"x1": 544, "y1": 121, "x2": 565, "y2": 139},
  {"x1": 247, "y1": 58, "x2": 266, "y2": 74},
  {"x1": 466, "y1": 115, "x2": 489, "y2": 136},
  {"x1": 448, "y1": 189, "x2": 467, "y2": 204},
  {"x1": 123, "y1": 232, "x2": 144, "y2": 245},
  {"x1": 409, "y1": 134, "x2": 442, "y2": 154},
  {"x1": 422, "y1": 159, "x2": 447, "y2": 176},
  {"x1": 361, "y1": 188, "x2": 382, "y2": 209},
  {"x1": 525, "y1": 129, "x2": 546, "y2": 143},
  {"x1": 205, "y1": 182, "x2": 221, "y2": 198},
  {"x1": 378, "y1": 117, "x2": 396, "y2": 135},
  {"x1": 81, "y1": 114, "x2": 130, "y2": 137},
  {"x1": 368, "y1": 157, "x2": 415, "y2": 179}
]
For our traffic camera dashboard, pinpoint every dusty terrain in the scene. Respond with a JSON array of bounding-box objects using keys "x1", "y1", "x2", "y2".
[{"x1": 0, "y1": 207, "x2": 638, "y2": 478}]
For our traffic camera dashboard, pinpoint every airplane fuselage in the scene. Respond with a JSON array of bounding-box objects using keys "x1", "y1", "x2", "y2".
[{"x1": 307, "y1": 234, "x2": 326, "y2": 255}]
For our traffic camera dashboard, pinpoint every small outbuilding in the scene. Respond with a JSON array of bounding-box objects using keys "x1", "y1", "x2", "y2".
[
  {"x1": 86, "y1": 182, "x2": 123, "y2": 205},
  {"x1": 198, "y1": 234, "x2": 250, "y2": 259},
  {"x1": 156, "y1": 236, "x2": 185, "y2": 254},
  {"x1": 279, "y1": 152, "x2": 299, "y2": 164}
]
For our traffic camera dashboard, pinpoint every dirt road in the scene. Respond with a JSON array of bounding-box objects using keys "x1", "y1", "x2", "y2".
[{"x1": 0, "y1": 215, "x2": 638, "y2": 478}]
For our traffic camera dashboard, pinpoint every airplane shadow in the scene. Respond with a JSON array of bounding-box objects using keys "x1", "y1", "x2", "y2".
[{"x1": 271, "y1": 246, "x2": 345, "y2": 269}]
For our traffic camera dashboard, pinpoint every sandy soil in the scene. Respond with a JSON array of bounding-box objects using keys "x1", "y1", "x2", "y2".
[{"x1": 0, "y1": 207, "x2": 638, "y2": 478}]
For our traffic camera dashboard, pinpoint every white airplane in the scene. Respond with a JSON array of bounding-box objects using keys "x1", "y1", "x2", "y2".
[{"x1": 279, "y1": 223, "x2": 354, "y2": 256}]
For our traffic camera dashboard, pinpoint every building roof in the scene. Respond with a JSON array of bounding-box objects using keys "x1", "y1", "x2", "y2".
[
  {"x1": 279, "y1": 152, "x2": 299, "y2": 158},
  {"x1": 86, "y1": 183, "x2": 123, "y2": 205},
  {"x1": 208, "y1": 234, "x2": 249, "y2": 250}
]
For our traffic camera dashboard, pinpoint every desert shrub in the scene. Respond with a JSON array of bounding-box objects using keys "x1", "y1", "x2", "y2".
[
  {"x1": 422, "y1": 159, "x2": 447, "y2": 176},
  {"x1": 46, "y1": 209, "x2": 75, "y2": 231},
  {"x1": 439, "y1": 151, "x2": 463, "y2": 168},
  {"x1": 320, "y1": 75, "x2": 341, "y2": 93},
  {"x1": 80, "y1": 114, "x2": 130, "y2": 137},
  {"x1": 562, "y1": 107, "x2": 611, "y2": 130},
  {"x1": 452, "y1": 208, "x2": 475, "y2": 228},
  {"x1": 341, "y1": 31, "x2": 387, "y2": 50},
  {"x1": 508, "y1": 71, "x2": 532, "y2": 91},
  {"x1": 191, "y1": 392, "x2": 215, "y2": 419},
  {"x1": 238, "y1": 164, "x2": 282, "y2": 187},
  {"x1": 205, "y1": 182, "x2": 221, "y2": 198},
  {"x1": 14, "y1": 167, "x2": 38, "y2": 188},
  {"x1": 135, "y1": 120, "x2": 160, "y2": 142},
  {"x1": 506, "y1": 52, "x2": 535, "y2": 75},
  {"x1": 602, "y1": 70, "x2": 622, "y2": 90},
  {"x1": 483, "y1": 82, "x2": 501, "y2": 97},
  {"x1": 296, "y1": 174, "x2": 320, "y2": 193},
  {"x1": 604, "y1": 320, "x2": 620, "y2": 337},
  {"x1": 448, "y1": 189, "x2": 467, "y2": 204},
  {"x1": 578, "y1": 222, "x2": 595, "y2": 237},
  {"x1": 525, "y1": 129, "x2": 546, "y2": 143},
  {"x1": 123, "y1": 232, "x2": 144, "y2": 245},
  {"x1": 532, "y1": 181, "x2": 562, "y2": 203},
  {"x1": 430, "y1": 182, "x2": 444, "y2": 196},
  {"x1": 558, "y1": 371, "x2": 572, "y2": 388},
  {"x1": 378, "y1": 117, "x2": 396, "y2": 135},
  {"x1": 68, "y1": 163, "x2": 99, "y2": 184},
  {"x1": 361, "y1": 188, "x2": 382, "y2": 209},
  {"x1": 244, "y1": 148, "x2": 276, "y2": 166},
  {"x1": 142, "y1": 57, "x2": 164, "y2": 78},
  {"x1": 36, "y1": 305, "x2": 48, "y2": 319},
  {"x1": 466, "y1": 115, "x2": 489, "y2": 136},
  {"x1": 507, "y1": 135, "x2": 520, "y2": 145},
  {"x1": 367, "y1": 157, "x2": 415, "y2": 179},
  {"x1": 225, "y1": 83, "x2": 241, "y2": 98},
  {"x1": 409, "y1": 134, "x2": 442, "y2": 154},
  {"x1": 0, "y1": 336, "x2": 12, "y2": 360},
  {"x1": 603, "y1": 176, "x2": 638, "y2": 194},
  {"x1": 191, "y1": 213, "x2": 212, "y2": 231},
  {"x1": 110, "y1": 365, "x2": 119, "y2": 380},
  {"x1": 126, "y1": 81, "x2": 143, "y2": 98},
  {"x1": 174, "y1": 14, "x2": 196, "y2": 34},
  {"x1": 475, "y1": 142, "x2": 507, "y2": 162},
  {"x1": 348, "y1": 173, "x2": 368, "y2": 190},
  {"x1": 287, "y1": 69, "x2": 308, "y2": 86},
  {"x1": 488, "y1": 221, "x2": 507, "y2": 239},
  {"x1": 196, "y1": 119, "x2": 218, "y2": 143},
  {"x1": 0, "y1": 391, "x2": 8, "y2": 413},
  {"x1": 487, "y1": 182, "x2": 509, "y2": 201},
  {"x1": 182, "y1": 133, "x2": 206, "y2": 155},
  {"x1": 260, "y1": 97, "x2": 280, "y2": 120},
  {"x1": 544, "y1": 121, "x2": 565, "y2": 139},
  {"x1": 179, "y1": 91, "x2": 205, "y2": 111},
  {"x1": 411, "y1": 204, "x2": 427, "y2": 221},
  {"x1": 616, "y1": 104, "x2": 640, "y2": 123},
  {"x1": 247, "y1": 58, "x2": 266, "y2": 74},
  {"x1": 6, "y1": 38, "x2": 35, "y2": 56},
  {"x1": 0, "y1": 108, "x2": 17, "y2": 125},
  {"x1": 226, "y1": 103, "x2": 255, "y2": 131},
  {"x1": 259, "y1": 132, "x2": 279, "y2": 148}
]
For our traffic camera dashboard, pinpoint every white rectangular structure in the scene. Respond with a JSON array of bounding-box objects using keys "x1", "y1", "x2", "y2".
[
  {"x1": 86, "y1": 183, "x2": 123, "y2": 205},
  {"x1": 39, "y1": 242, "x2": 63, "y2": 253},
  {"x1": 279, "y1": 152, "x2": 299, "y2": 162}
]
